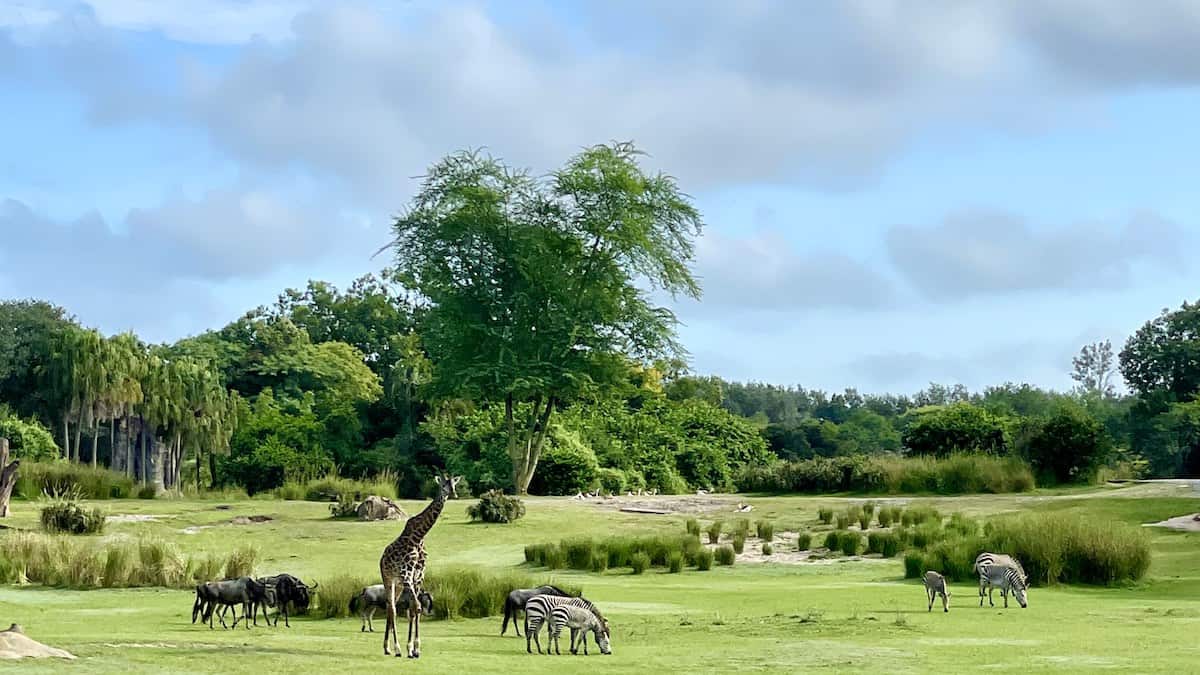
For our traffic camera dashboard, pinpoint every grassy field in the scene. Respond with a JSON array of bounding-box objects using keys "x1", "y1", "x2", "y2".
[{"x1": 0, "y1": 482, "x2": 1198, "y2": 673}]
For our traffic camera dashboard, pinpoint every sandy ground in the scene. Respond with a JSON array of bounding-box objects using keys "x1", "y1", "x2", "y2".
[
  {"x1": 1144, "y1": 513, "x2": 1200, "y2": 532},
  {"x1": 106, "y1": 514, "x2": 169, "y2": 523},
  {"x1": 0, "y1": 625, "x2": 75, "y2": 660}
]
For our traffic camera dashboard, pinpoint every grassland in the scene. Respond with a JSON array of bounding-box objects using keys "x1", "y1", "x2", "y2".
[{"x1": 0, "y1": 482, "x2": 1197, "y2": 673}]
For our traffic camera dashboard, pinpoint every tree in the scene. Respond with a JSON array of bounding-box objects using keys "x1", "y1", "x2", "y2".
[
  {"x1": 1119, "y1": 301, "x2": 1200, "y2": 399},
  {"x1": 1072, "y1": 340, "x2": 1117, "y2": 398},
  {"x1": 902, "y1": 403, "x2": 1008, "y2": 457},
  {"x1": 388, "y1": 142, "x2": 702, "y2": 494},
  {"x1": 1024, "y1": 404, "x2": 1110, "y2": 484}
]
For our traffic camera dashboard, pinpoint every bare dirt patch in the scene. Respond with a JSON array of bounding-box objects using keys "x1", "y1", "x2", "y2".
[
  {"x1": 1144, "y1": 513, "x2": 1200, "y2": 532},
  {"x1": 0, "y1": 624, "x2": 75, "y2": 660},
  {"x1": 106, "y1": 514, "x2": 169, "y2": 524},
  {"x1": 585, "y1": 494, "x2": 741, "y2": 515},
  {"x1": 705, "y1": 530, "x2": 888, "y2": 566}
]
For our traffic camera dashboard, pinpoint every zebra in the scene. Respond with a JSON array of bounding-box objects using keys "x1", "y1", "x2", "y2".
[
  {"x1": 501, "y1": 584, "x2": 573, "y2": 636},
  {"x1": 974, "y1": 552, "x2": 1028, "y2": 607},
  {"x1": 977, "y1": 562, "x2": 1028, "y2": 608},
  {"x1": 922, "y1": 570, "x2": 951, "y2": 612},
  {"x1": 548, "y1": 603, "x2": 611, "y2": 655},
  {"x1": 523, "y1": 595, "x2": 607, "y2": 655}
]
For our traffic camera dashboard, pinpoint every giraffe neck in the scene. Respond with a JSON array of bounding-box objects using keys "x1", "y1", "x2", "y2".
[{"x1": 402, "y1": 489, "x2": 447, "y2": 542}]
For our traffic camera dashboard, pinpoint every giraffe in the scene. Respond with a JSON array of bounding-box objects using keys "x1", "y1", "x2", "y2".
[{"x1": 380, "y1": 473, "x2": 461, "y2": 657}]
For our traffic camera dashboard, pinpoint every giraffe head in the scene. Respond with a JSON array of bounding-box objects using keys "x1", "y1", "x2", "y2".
[{"x1": 436, "y1": 474, "x2": 462, "y2": 499}]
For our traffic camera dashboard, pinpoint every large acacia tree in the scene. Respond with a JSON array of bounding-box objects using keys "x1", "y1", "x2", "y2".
[{"x1": 388, "y1": 142, "x2": 702, "y2": 493}]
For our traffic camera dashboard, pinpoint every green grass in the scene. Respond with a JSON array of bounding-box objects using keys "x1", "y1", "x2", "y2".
[{"x1": 0, "y1": 482, "x2": 1196, "y2": 673}]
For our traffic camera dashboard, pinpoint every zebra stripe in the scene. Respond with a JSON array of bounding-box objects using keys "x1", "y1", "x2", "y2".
[
  {"x1": 524, "y1": 595, "x2": 603, "y2": 655},
  {"x1": 978, "y1": 561, "x2": 1028, "y2": 609},
  {"x1": 548, "y1": 604, "x2": 611, "y2": 655}
]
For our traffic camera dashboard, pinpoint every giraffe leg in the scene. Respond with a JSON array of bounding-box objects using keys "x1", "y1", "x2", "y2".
[{"x1": 383, "y1": 580, "x2": 396, "y2": 656}]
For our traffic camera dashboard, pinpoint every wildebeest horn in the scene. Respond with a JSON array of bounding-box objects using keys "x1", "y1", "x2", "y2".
[{"x1": 308, "y1": 581, "x2": 319, "y2": 590}]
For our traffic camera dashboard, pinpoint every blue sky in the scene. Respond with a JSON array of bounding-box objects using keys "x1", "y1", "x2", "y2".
[{"x1": 2, "y1": 0, "x2": 1198, "y2": 394}]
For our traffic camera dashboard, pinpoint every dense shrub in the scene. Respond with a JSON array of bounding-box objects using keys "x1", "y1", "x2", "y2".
[
  {"x1": 762, "y1": 542, "x2": 773, "y2": 556},
  {"x1": 707, "y1": 521, "x2": 723, "y2": 544},
  {"x1": 0, "y1": 412, "x2": 58, "y2": 461},
  {"x1": 1024, "y1": 406, "x2": 1110, "y2": 484},
  {"x1": 695, "y1": 548, "x2": 714, "y2": 570},
  {"x1": 466, "y1": 490, "x2": 526, "y2": 523},
  {"x1": 630, "y1": 552, "x2": 651, "y2": 574},
  {"x1": 136, "y1": 484, "x2": 157, "y2": 499},
  {"x1": 15, "y1": 462, "x2": 135, "y2": 500},
  {"x1": 755, "y1": 520, "x2": 774, "y2": 541},
  {"x1": 796, "y1": 532, "x2": 812, "y2": 550},
  {"x1": 818, "y1": 507, "x2": 834, "y2": 524},
  {"x1": 40, "y1": 500, "x2": 105, "y2": 535},
  {"x1": 596, "y1": 467, "x2": 628, "y2": 494},
  {"x1": 735, "y1": 454, "x2": 1034, "y2": 495},
  {"x1": 902, "y1": 403, "x2": 1008, "y2": 457},
  {"x1": 0, "y1": 532, "x2": 257, "y2": 589},
  {"x1": 528, "y1": 429, "x2": 600, "y2": 495},
  {"x1": 715, "y1": 546, "x2": 736, "y2": 566}
]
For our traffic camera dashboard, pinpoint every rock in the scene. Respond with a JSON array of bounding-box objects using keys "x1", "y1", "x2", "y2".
[
  {"x1": 0, "y1": 624, "x2": 76, "y2": 660},
  {"x1": 357, "y1": 495, "x2": 407, "y2": 521}
]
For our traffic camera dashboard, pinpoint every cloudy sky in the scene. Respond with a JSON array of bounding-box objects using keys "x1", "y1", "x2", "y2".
[{"x1": 3, "y1": 0, "x2": 1198, "y2": 394}]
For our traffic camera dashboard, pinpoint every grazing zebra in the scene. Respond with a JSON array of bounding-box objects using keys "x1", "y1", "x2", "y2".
[
  {"x1": 922, "y1": 571, "x2": 951, "y2": 612},
  {"x1": 974, "y1": 552, "x2": 1028, "y2": 607},
  {"x1": 548, "y1": 603, "x2": 611, "y2": 655},
  {"x1": 501, "y1": 585, "x2": 573, "y2": 636},
  {"x1": 524, "y1": 595, "x2": 607, "y2": 655},
  {"x1": 977, "y1": 563, "x2": 1027, "y2": 608}
]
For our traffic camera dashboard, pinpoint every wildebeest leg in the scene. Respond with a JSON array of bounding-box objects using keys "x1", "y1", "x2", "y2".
[{"x1": 515, "y1": 608, "x2": 523, "y2": 636}]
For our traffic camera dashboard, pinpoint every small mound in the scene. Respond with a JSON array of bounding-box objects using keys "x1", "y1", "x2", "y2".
[{"x1": 0, "y1": 624, "x2": 75, "y2": 660}]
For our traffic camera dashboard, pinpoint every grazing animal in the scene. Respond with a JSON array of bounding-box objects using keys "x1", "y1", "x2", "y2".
[
  {"x1": 549, "y1": 604, "x2": 611, "y2": 656},
  {"x1": 195, "y1": 578, "x2": 269, "y2": 630},
  {"x1": 974, "y1": 552, "x2": 1028, "y2": 607},
  {"x1": 523, "y1": 595, "x2": 607, "y2": 655},
  {"x1": 978, "y1": 563, "x2": 1028, "y2": 608},
  {"x1": 351, "y1": 584, "x2": 433, "y2": 632},
  {"x1": 502, "y1": 585, "x2": 573, "y2": 637},
  {"x1": 379, "y1": 473, "x2": 460, "y2": 658},
  {"x1": 253, "y1": 574, "x2": 316, "y2": 627},
  {"x1": 922, "y1": 571, "x2": 951, "y2": 612}
]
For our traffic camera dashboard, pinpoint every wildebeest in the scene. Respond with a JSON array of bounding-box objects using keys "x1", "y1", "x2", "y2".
[
  {"x1": 253, "y1": 574, "x2": 316, "y2": 627},
  {"x1": 501, "y1": 585, "x2": 573, "y2": 636},
  {"x1": 193, "y1": 577, "x2": 270, "y2": 630},
  {"x1": 350, "y1": 584, "x2": 434, "y2": 632}
]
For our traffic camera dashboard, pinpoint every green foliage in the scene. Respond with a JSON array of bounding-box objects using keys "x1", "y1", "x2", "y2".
[
  {"x1": 630, "y1": 552, "x2": 651, "y2": 574},
  {"x1": 733, "y1": 518, "x2": 750, "y2": 536},
  {"x1": 136, "y1": 484, "x2": 157, "y2": 499},
  {"x1": 737, "y1": 454, "x2": 1034, "y2": 495},
  {"x1": 1023, "y1": 405, "x2": 1111, "y2": 484},
  {"x1": 686, "y1": 518, "x2": 700, "y2": 537},
  {"x1": 877, "y1": 507, "x2": 894, "y2": 527},
  {"x1": 985, "y1": 513, "x2": 1151, "y2": 586},
  {"x1": 528, "y1": 428, "x2": 600, "y2": 495},
  {"x1": 40, "y1": 500, "x2": 105, "y2": 535},
  {"x1": 667, "y1": 551, "x2": 685, "y2": 572},
  {"x1": 714, "y1": 545, "x2": 736, "y2": 566},
  {"x1": 755, "y1": 520, "x2": 774, "y2": 541},
  {"x1": 706, "y1": 520, "x2": 723, "y2": 544},
  {"x1": 0, "y1": 411, "x2": 58, "y2": 461},
  {"x1": 796, "y1": 532, "x2": 812, "y2": 550},
  {"x1": 223, "y1": 391, "x2": 334, "y2": 495},
  {"x1": 596, "y1": 467, "x2": 628, "y2": 494},
  {"x1": 15, "y1": 462, "x2": 135, "y2": 500},
  {"x1": 590, "y1": 552, "x2": 609, "y2": 573},
  {"x1": 902, "y1": 403, "x2": 1008, "y2": 457},
  {"x1": 835, "y1": 513, "x2": 850, "y2": 529},
  {"x1": 694, "y1": 548, "x2": 714, "y2": 570},
  {"x1": 328, "y1": 494, "x2": 357, "y2": 518},
  {"x1": 762, "y1": 542, "x2": 773, "y2": 556},
  {"x1": 1119, "y1": 300, "x2": 1200, "y2": 399},
  {"x1": 824, "y1": 531, "x2": 841, "y2": 550},
  {"x1": 866, "y1": 531, "x2": 902, "y2": 557},
  {"x1": 817, "y1": 507, "x2": 834, "y2": 524},
  {"x1": 839, "y1": 532, "x2": 862, "y2": 556},
  {"x1": 732, "y1": 533, "x2": 746, "y2": 554},
  {"x1": 466, "y1": 490, "x2": 526, "y2": 523},
  {"x1": 901, "y1": 505, "x2": 941, "y2": 527}
]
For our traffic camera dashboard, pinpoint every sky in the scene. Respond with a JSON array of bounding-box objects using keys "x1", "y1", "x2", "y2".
[{"x1": 2, "y1": 0, "x2": 1199, "y2": 395}]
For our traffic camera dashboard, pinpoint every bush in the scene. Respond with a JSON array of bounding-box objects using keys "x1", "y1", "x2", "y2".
[
  {"x1": 706, "y1": 520, "x2": 723, "y2": 544},
  {"x1": 466, "y1": 490, "x2": 526, "y2": 524},
  {"x1": 984, "y1": 513, "x2": 1150, "y2": 586},
  {"x1": 823, "y1": 531, "x2": 841, "y2": 550},
  {"x1": 423, "y1": 569, "x2": 581, "y2": 620},
  {"x1": 596, "y1": 467, "x2": 627, "y2": 495},
  {"x1": 563, "y1": 539, "x2": 597, "y2": 570},
  {"x1": 0, "y1": 413, "x2": 58, "y2": 461},
  {"x1": 796, "y1": 532, "x2": 812, "y2": 550},
  {"x1": 715, "y1": 545, "x2": 736, "y2": 566},
  {"x1": 903, "y1": 552, "x2": 924, "y2": 579},
  {"x1": 630, "y1": 552, "x2": 651, "y2": 575},
  {"x1": 695, "y1": 548, "x2": 714, "y2": 570},
  {"x1": 16, "y1": 462, "x2": 135, "y2": 500},
  {"x1": 946, "y1": 513, "x2": 979, "y2": 537},
  {"x1": 762, "y1": 542, "x2": 773, "y2": 556},
  {"x1": 136, "y1": 484, "x2": 157, "y2": 499},
  {"x1": 40, "y1": 500, "x2": 105, "y2": 535},
  {"x1": 866, "y1": 531, "x2": 901, "y2": 557},
  {"x1": 736, "y1": 454, "x2": 1035, "y2": 495},
  {"x1": 839, "y1": 532, "x2": 862, "y2": 556},
  {"x1": 667, "y1": 551, "x2": 684, "y2": 573},
  {"x1": 756, "y1": 520, "x2": 774, "y2": 541},
  {"x1": 528, "y1": 429, "x2": 600, "y2": 495},
  {"x1": 818, "y1": 507, "x2": 834, "y2": 524},
  {"x1": 311, "y1": 574, "x2": 371, "y2": 619},
  {"x1": 1024, "y1": 406, "x2": 1109, "y2": 484},
  {"x1": 296, "y1": 472, "x2": 400, "y2": 502},
  {"x1": 902, "y1": 403, "x2": 1008, "y2": 457},
  {"x1": 686, "y1": 518, "x2": 701, "y2": 537},
  {"x1": 732, "y1": 533, "x2": 746, "y2": 554},
  {"x1": 591, "y1": 553, "x2": 609, "y2": 573}
]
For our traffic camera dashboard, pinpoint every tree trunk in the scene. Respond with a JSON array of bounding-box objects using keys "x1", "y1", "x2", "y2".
[
  {"x1": 124, "y1": 416, "x2": 133, "y2": 477},
  {"x1": 109, "y1": 420, "x2": 116, "y2": 470},
  {"x1": 195, "y1": 441, "x2": 202, "y2": 490},
  {"x1": 0, "y1": 438, "x2": 20, "y2": 518},
  {"x1": 512, "y1": 396, "x2": 556, "y2": 495},
  {"x1": 174, "y1": 434, "x2": 183, "y2": 491},
  {"x1": 61, "y1": 415, "x2": 70, "y2": 461},
  {"x1": 139, "y1": 416, "x2": 148, "y2": 483},
  {"x1": 90, "y1": 423, "x2": 99, "y2": 468},
  {"x1": 72, "y1": 414, "x2": 82, "y2": 464},
  {"x1": 208, "y1": 446, "x2": 217, "y2": 490}
]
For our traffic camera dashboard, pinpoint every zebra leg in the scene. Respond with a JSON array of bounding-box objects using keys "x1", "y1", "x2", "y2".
[
  {"x1": 942, "y1": 592, "x2": 949, "y2": 613},
  {"x1": 978, "y1": 577, "x2": 986, "y2": 606},
  {"x1": 927, "y1": 586, "x2": 934, "y2": 612},
  {"x1": 1002, "y1": 587, "x2": 1009, "y2": 608},
  {"x1": 988, "y1": 584, "x2": 995, "y2": 607}
]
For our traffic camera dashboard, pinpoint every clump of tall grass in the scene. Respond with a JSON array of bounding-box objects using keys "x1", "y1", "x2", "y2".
[
  {"x1": 735, "y1": 454, "x2": 1036, "y2": 495},
  {"x1": 901, "y1": 505, "x2": 940, "y2": 527},
  {"x1": 686, "y1": 518, "x2": 700, "y2": 537},
  {"x1": 818, "y1": 507, "x2": 834, "y2": 524},
  {"x1": 762, "y1": 543, "x2": 773, "y2": 556},
  {"x1": 630, "y1": 552, "x2": 651, "y2": 574},
  {"x1": 40, "y1": 499, "x2": 105, "y2": 535},
  {"x1": 733, "y1": 518, "x2": 751, "y2": 537},
  {"x1": 528, "y1": 534, "x2": 701, "y2": 573},
  {"x1": 755, "y1": 520, "x2": 775, "y2": 541},
  {"x1": 311, "y1": 574, "x2": 371, "y2": 619},
  {"x1": 714, "y1": 546, "x2": 736, "y2": 566},
  {"x1": 839, "y1": 532, "x2": 862, "y2": 556},
  {"x1": 731, "y1": 533, "x2": 746, "y2": 555},
  {"x1": 706, "y1": 521, "x2": 723, "y2": 544},
  {"x1": 16, "y1": 462, "x2": 135, "y2": 500},
  {"x1": 877, "y1": 506, "x2": 895, "y2": 528},
  {"x1": 984, "y1": 513, "x2": 1151, "y2": 586},
  {"x1": 823, "y1": 531, "x2": 841, "y2": 550},
  {"x1": 591, "y1": 553, "x2": 609, "y2": 573},
  {"x1": 276, "y1": 471, "x2": 399, "y2": 502},
  {"x1": 796, "y1": 532, "x2": 813, "y2": 551},
  {"x1": 835, "y1": 513, "x2": 850, "y2": 530},
  {"x1": 695, "y1": 548, "x2": 714, "y2": 570},
  {"x1": 866, "y1": 531, "x2": 902, "y2": 557},
  {"x1": 667, "y1": 551, "x2": 684, "y2": 573}
]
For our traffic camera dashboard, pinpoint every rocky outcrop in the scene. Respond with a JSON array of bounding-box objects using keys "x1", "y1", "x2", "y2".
[
  {"x1": 357, "y1": 495, "x2": 407, "y2": 521},
  {"x1": 0, "y1": 624, "x2": 76, "y2": 660}
]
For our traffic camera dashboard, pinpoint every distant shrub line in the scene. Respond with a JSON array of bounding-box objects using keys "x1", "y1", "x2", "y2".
[
  {"x1": 526, "y1": 533, "x2": 721, "y2": 573},
  {"x1": 736, "y1": 454, "x2": 1035, "y2": 495}
]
